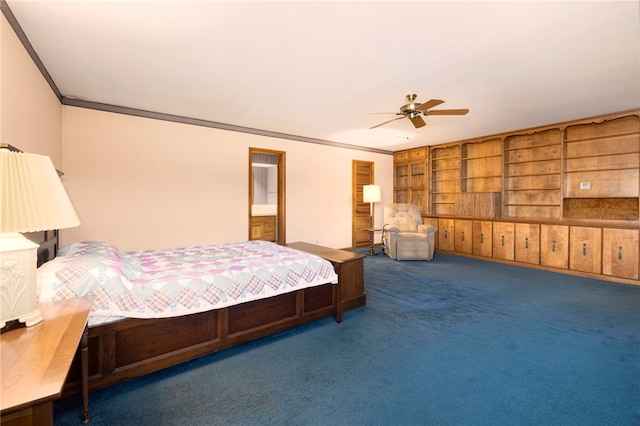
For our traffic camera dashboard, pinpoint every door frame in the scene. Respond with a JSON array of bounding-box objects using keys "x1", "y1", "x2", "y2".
[
  {"x1": 249, "y1": 148, "x2": 286, "y2": 245},
  {"x1": 352, "y1": 160, "x2": 375, "y2": 248}
]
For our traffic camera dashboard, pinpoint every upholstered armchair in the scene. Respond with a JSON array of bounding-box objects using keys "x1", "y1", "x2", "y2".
[{"x1": 382, "y1": 203, "x2": 436, "y2": 260}]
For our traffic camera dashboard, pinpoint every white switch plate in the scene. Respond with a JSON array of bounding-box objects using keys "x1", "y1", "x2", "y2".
[{"x1": 580, "y1": 182, "x2": 591, "y2": 190}]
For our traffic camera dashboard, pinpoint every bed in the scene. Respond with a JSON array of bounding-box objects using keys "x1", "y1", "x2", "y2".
[{"x1": 34, "y1": 238, "x2": 364, "y2": 400}]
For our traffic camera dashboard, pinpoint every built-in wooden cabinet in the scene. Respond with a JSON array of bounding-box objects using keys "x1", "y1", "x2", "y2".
[
  {"x1": 515, "y1": 223, "x2": 540, "y2": 265},
  {"x1": 250, "y1": 215, "x2": 276, "y2": 242},
  {"x1": 569, "y1": 226, "x2": 602, "y2": 274},
  {"x1": 472, "y1": 220, "x2": 493, "y2": 257},
  {"x1": 602, "y1": 228, "x2": 639, "y2": 280},
  {"x1": 430, "y1": 216, "x2": 639, "y2": 285},
  {"x1": 394, "y1": 148, "x2": 428, "y2": 213},
  {"x1": 454, "y1": 219, "x2": 473, "y2": 254},
  {"x1": 437, "y1": 218, "x2": 455, "y2": 251},
  {"x1": 540, "y1": 224, "x2": 568, "y2": 268},
  {"x1": 492, "y1": 222, "x2": 515, "y2": 261},
  {"x1": 393, "y1": 151, "x2": 409, "y2": 204},
  {"x1": 393, "y1": 110, "x2": 640, "y2": 286}
]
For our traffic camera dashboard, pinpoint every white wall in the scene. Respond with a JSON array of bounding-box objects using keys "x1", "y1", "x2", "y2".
[
  {"x1": 1, "y1": 14, "x2": 62, "y2": 163},
  {"x1": 61, "y1": 106, "x2": 393, "y2": 251}
]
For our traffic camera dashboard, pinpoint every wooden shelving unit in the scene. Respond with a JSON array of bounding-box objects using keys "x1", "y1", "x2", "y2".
[
  {"x1": 563, "y1": 116, "x2": 640, "y2": 220},
  {"x1": 430, "y1": 145, "x2": 460, "y2": 215},
  {"x1": 460, "y1": 138, "x2": 502, "y2": 193},
  {"x1": 391, "y1": 110, "x2": 640, "y2": 287},
  {"x1": 503, "y1": 129, "x2": 563, "y2": 219}
]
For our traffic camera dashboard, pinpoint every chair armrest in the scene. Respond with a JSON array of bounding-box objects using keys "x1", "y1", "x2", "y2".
[
  {"x1": 383, "y1": 225, "x2": 400, "y2": 233},
  {"x1": 417, "y1": 225, "x2": 437, "y2": 235}
]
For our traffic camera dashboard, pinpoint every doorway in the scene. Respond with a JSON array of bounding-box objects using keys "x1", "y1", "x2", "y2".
[
  {"x1": 352, "y1": 160, "x2": 375, "y2": 248},
  {"x1": 249, "y1": 148, "x2": 286, "y2": 245}
]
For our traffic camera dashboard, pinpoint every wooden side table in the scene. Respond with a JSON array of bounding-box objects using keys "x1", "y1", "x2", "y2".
[
  {"x1": 1, "y1": 296, "x2": 93, "y2": 426},
  {"x1": 287, "y1": 242, "x2": 366, "y2": 320}
]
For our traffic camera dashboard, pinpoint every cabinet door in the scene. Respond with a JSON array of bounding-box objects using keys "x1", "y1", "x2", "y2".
[
  {"x1": 493, "y1": 222, "x2": 515, "y2": 261},
  {"x1": 540, "y1": 225, "x2": 569, "y2": 268},
  {"x1": 455, "y1": 219, "x2": 473, "y2": 254},
  {"x1": 472, "y1": 220, "x2": 493, "y2": 257},
  {"x1": 250, "y1": 217, "x2": 264, "y2": 240},
  {"x1": 394, "y1": 162, "x2": 409, "y2": 203},
  {"x1": 437, "y1": 218, "x2": 455, "y2": 251},
  {"x1": 602, "y1": 228, "x2": 639, "y2": 279},
  {"x1": 263, "y1": 216, "x2": 277, "y2": 242},
  {"x1": 569, "y1": 226, "x2": 602, "y2": 274},
  {"x1": 515, "y1": 223, "x2": 540, "y2": 264}
]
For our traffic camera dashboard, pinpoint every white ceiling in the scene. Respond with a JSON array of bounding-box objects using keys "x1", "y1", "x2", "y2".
[{"x1": 5, "y1": 0, "x2": 640, "y2": 152}]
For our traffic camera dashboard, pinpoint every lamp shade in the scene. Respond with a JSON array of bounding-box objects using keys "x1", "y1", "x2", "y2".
[
  {"x1": 362, "y1": 184, "x2": 381, "y2": 203},
  {"x1": 0, "y1": 149, "x2": 80, "y2": 232}
]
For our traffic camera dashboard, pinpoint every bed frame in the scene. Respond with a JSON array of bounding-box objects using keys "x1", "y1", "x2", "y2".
[{"x1": 33, "y1": 239, "x2": 365, "y2": 400}]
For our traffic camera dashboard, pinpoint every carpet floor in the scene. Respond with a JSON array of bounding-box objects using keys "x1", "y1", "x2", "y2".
[{"x1": 55, "y1": 251, "x2": 640, "y2": 425}]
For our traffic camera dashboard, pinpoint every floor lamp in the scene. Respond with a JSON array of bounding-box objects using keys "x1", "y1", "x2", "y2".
[
  {"x1": 362, "y1": 184, "x2": 381, "y2": 256},
  {"x1": 0, "y1": 148, "x2": 80, "y2": 331}
]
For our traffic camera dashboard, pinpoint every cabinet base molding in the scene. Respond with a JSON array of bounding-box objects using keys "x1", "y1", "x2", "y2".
[{"x1": 436, "y1": 250, "x2": 640, "y2": 287}]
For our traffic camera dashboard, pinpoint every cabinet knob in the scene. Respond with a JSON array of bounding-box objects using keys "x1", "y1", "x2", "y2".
[
  {"x1": 618, "y1": 246, "x2": 623, "y2": 260},
  {"x1": 501, "y1": 235, "x2": 505, "y2": 246},
  {"x1": 582, "y1": 243, "x2": 587, "y2": 256},
  {"x1": 444, "y1": 230, "x2": 448, "y2": 240},
  {"x1": 525, "y1": 237, "x2": 529, "y2": 249},
  {"x1": 552, "y1": 240, "x2": 556, "y2": 252},
  {"x1": 480, "y1": 233, "x2": 484, "y2": 244},
  {"x1": 461, "y1": 231, "x2": 465, "y2": 242}
]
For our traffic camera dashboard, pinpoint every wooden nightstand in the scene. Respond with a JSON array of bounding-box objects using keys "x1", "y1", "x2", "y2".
[{"x1": 1, "y1": 296, "x2": 93, "y2": 426}]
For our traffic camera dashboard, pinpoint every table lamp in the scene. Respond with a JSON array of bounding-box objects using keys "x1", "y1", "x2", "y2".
[{"x1": 0, "y1": 148, "x2": 80, "y2": 329}]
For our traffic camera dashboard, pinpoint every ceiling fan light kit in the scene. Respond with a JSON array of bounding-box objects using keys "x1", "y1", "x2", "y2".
[{"x1": 370, "y1": 94, "x2": 469, "y2": 129}]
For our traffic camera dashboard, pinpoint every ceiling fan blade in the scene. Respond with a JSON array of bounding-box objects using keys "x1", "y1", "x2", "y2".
[
  {"x1": 416, "y1": 99, "x2": 445, "y2": 111},
  {"x1": 410, "y1": 115, "x2": 426, "y2": 128},
  {"x1": 370, "y1": 116, "x2": 405, "y2": 129},
  {"x1": 427, "y1": 109, "x2": 469, "y2": 115}
]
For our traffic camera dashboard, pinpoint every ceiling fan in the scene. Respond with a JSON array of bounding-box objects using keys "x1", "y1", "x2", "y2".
[{"x1": 369, "y1": 94, "x2": 469, "y2": 129}]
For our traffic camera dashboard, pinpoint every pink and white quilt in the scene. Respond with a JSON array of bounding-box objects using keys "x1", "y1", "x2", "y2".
[{"x1": 38, "y1": 240, "x2": 338, "y2": 325}]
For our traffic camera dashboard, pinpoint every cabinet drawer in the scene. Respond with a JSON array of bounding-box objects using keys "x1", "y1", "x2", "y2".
[
  {"x1": 409, "y1": 148, "x2": 427, "y2": 161},
  {"x1": 394, "y1": 151, "x2": 409, "y2": 162}
]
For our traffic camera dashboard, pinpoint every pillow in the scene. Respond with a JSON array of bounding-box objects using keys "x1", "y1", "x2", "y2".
[
  {"x1": 57, "y1": 241, "x2": 120, "y2": 259},
  {"x1": 37, "y1": 254, "x2": 133, "y2": 303}
]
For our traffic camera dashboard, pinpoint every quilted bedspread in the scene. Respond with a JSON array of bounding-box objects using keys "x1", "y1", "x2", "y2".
[{"x1": 38, "y1": 240, "x2": 338, "y2": 322}]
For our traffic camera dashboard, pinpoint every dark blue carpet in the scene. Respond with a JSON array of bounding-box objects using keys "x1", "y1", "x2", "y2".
[{"x1": 55, "y1": 252, "x2": 640, "y2": 425}]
